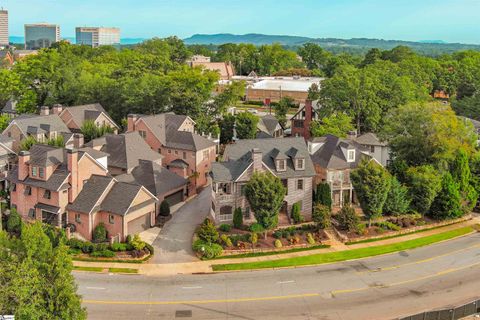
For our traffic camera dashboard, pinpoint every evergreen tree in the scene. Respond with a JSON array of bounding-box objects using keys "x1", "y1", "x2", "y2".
[
  {"x1": 405, "y1": 165, "x2": 442, "y2": 214},
  {"x1": 233, "y1": 208, "x2": 243, "y2": 229},
  {"x1": 312, "y1": 204, "x2": 331, "y2": 229},
  {"x1": 315, "y1": 183, "x2": 332, "y2": 209},
  {"x1": 429, "y1": 173, "x2": 463, "y2": 220},
  {"x1": 383, "y1": 176, "x2": 411, "y2": 215},
  {"x1": 235, "y1": 112, "x2": 259, "y2": 140}
]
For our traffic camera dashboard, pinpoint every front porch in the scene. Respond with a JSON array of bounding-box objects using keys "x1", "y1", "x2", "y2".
[{"x1": 35, "y1": 203, "x2": 66, "y2": 227}]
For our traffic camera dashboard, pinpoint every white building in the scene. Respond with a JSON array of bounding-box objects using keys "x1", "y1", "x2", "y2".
[
  {"x1": 0, "y1": 9, "x2": 8, "y2": 47},
  {"x1": 75, "y1": 27, "x2": 120, "y2": 47}
]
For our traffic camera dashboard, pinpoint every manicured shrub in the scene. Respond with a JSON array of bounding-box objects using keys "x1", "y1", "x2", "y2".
[
  {"x1": 6, "y1": 209, "x2": 22, "y2": 234},
  {"x1": 249, "y1": 232, "x2": 258, "y2": 246},
  {"x1": 130, "y1": 234, "x2": 146, "y2": 251},
  {"x1": 159, "y1": 200, "x2": 171, "y2": 217},
  {"x1": 94, "y1": 243, "x2": 109, "y2": 252},
  {"x1": 336, "y1": 204, "x2": 360, "y2": 232},
  {"x1": 291, "y1": 202, "x2": 304, "y2": 224},
  {"x1": 93, "y1": 223, "x2": 107, "y2": 243},
  {"x1": 110, "y1": 242, "x2": 128, "y2": 252},
  {"x1": 273, "y1": 230, "x2": 283, "y2": 239},
  {"x1": 312, "y1": 204, "x2": 331, "y2": 229},
  {"x1": 126, "y1": 234, "x2": 132, "y2": 244},
  {"x1": 144, "y1": 243, "x2": 154, "y2": 255},
  {"x1": 374, "y1": 221, "x2": 401, "y2": 231},
  {"x1": 192, "y1": 239, "x2": 223, "y2": 259},
  {"x1": 197, "y1": 219, "x2": 219, "y2": 244},
  {"x1": 67, "y1": 238, "x2": 85, "y2": 250},
  {"x1": 233, "y1": 208, "x2": 243, "y2": 229},
  {"x1": 306, "y1": 233, "x2": 316, "y2": 245},
  {"x1": 274, "y1": 239, "x2": 283, "y2": 248},
  {"x1": 220, "y1": 234, "x2": 233, "y2": 247},
  {"x1": 219, "y1": 224, "x2": 232, "y2": 232},
  {"x1": 249, "y1": 223, "x2": 264, "y2": 234},
  {"x1": 81, "y1": 242, "x2": 94, "y2": 254},
  {"x1": 90, "y1": 250, "x2": 115, "y2": 258},
  {"x1": 315, "y1": 183, "x2": 332, "y2": 209}
]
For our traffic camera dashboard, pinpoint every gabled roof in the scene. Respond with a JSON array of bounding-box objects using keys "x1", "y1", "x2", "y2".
[
  {"x1": 257, "y1": 114, "x2": 282, "y2": 137},
  {"x1": 67, "y1": 174, "x2": 157, "y2": 216},
  {"x1": 61, "y1": 103, "x2": 119, "y2": 129},
  {"x1": 136, "y1": 113, "x2": 216, "y2": 151},
  {"x1": 2, "y1": 99, "x2": 17, "y2": 114},
  {"x1": 28, "y1": 144, "x2": 65, "y2": 166},
  {"x1": 6, "y1": 114, "x2": 70, "y2": 136},
  {"x1": 116, "y1": 160, "x2": 187, "y2": 196},
  {"x1": 310, "y1": 135, "x2": 371, "y2": 170},
  {"x1": 212, "y1": 137, "x2": 315, "y2": 181},
  {"x1": 8, "y1": 166, "x2": 70, "y2": 191},
  {"x1": 355, "y1": 132, "x2": 387, "y2": 147},
  {"x1": 99, "y1": 132, "x2": 162, "y2": 171}
]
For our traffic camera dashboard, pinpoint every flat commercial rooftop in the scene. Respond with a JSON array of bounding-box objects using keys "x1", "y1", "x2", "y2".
[{"x1": 248, "y1": 77, "x2": 323, "y2": 92}]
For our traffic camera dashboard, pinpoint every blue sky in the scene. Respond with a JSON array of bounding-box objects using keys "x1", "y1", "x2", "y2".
[{"x1": 2, "y1": 0, "x2": 480, "y2": 43}]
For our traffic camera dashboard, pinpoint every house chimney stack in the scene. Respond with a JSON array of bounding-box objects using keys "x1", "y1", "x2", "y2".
[
  {"x1": 127, "y1": 114, "x2": 138, "y2": 132},
  {"x1": 72, "y1": 133, "x2": 84, "y2": 148},
  {"x1": 67, "y1": 149, "x2": 79, "y2": 203},
  {"x1": 347, "y1": 130, "x2": 358, "y2": 140},
  {"x1": 252, "y1": 148, "x2": 263, "y2": 172},
  {"x1": 18, "y1": 151, "x2": 31, "y2": 181},
  {"x1": 52, "y1": 104, "x2": 63, "y2": 114},
  {"x1": 40, "y1": 106, "x2": 50, "y2": 116},
  {"x1": 303, "y1": 99, "x2": 313, "y2": 140}
]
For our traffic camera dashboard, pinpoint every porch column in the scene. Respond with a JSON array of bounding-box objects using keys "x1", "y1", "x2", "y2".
[{"x1": 339, "y1": 189, "x2": 343, "y2": 208}]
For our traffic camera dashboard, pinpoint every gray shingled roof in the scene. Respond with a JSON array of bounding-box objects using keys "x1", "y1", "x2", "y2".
[
  {"x1": 100, "y1": 133, "x2": 162, "y2": 171},
  {"x1": 116, "y1": 160, "x2": 187, "y2": 197},
  {"x1": 2, "y1": 99, "x2": 17, "y2": 114},
  {"x1": 138, "y1": 113, "x2": 216, "y2": 151},
  {"x1": 62, "y1": 103, "x2": 119, "y2": 129},
  {"x1": 67, "y1": 175, "x2": 114, "y2": 214},
  {"x1": 168, "y1": 159, "x2": 189, "y2": 169},
  {"x1": 28, "y1": 145, "x2": 65, "y2": 166},
  {"x1": 8, "y1": 166, "x2": 70, "y2": 191},
  {"x1": 100, "y1": 182, "x2": 144, "y2": 216},
  {"x1": 257, "y1": 114, "x2": 282, "y2": 136},
  {"x1": 78, "y1": 147, "x2": 109, "y2": 160},
  {"x1": 310, "y1": 135, "x2": 371, "y2": 170},
  {"x1": 355, "y1": 132, "x2": 387, "y2": 146},
  {"x1": 212, "y1": 137, "x2": 315, "y2": 181},
  {"x1": 9, "y1": 114, "x2": 70, "y2": 136}
]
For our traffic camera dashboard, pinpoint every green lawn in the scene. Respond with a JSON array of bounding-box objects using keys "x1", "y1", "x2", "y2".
[
  {"x1": 73, "y1": 266, "x2": 104, "y2": 272},
  {"x1": 214, "y1": 244, "x2": 330, "y2": 260},
  {"x1": 212, "y1": 226, "x2": 474, "y2": 271},
  {"x1": 108, "y1": 268, "x2": 138, "y2": 274}
]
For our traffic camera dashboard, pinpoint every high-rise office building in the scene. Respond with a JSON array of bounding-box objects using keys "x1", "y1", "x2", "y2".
[
  {"x1": 76, "y1": 27, "x2": 120, "y2": 47},
  {"x1": 24, "y1": 23, "x2": 60, "y2": 50},
  {"x1": 0, "y1": 9, "x2": 8, "y2": 47}
]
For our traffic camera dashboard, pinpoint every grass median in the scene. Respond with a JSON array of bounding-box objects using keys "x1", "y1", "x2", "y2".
[{"x1": 212, "y1": 226, "x2": 474, "y2": 271}]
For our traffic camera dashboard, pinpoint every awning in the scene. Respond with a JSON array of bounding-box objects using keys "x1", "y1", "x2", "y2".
[{"x1": 35, "y1": 203, "x2": 61, "y2": 214}]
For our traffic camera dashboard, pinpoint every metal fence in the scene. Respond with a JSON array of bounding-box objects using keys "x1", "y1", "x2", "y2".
[{"x1": 399, "y1": 299, "x2": 480, "y2": 320}]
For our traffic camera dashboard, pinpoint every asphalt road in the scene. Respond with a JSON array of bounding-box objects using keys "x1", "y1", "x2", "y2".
[{"x1": 76, "y1": 232, "x2": 480, "y2": 320}]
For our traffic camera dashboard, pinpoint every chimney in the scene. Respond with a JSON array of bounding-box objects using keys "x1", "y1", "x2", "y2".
[
  {"x1": 304, "y1": 99, "x2": 313, "y2": 140},
  {"x1": 52, "y1": 104, "x2": 63, "y2": 114},
  {"x1": 72, "y1": 133, "x2": 84, "y2": 148},
  {"x1": 127, "y1": 114, "x2": 138, "y2": 132},
  {"x1": 347, "y1": 130, "x2": 357, "y2": 140},
  {"x1": 67, "y1": 149, "x2": 79, "y2": 203},
  {"x1": 18, "y1": 151, "x2": 30, "y2": 181},
  {"x1": 40, "y1": 106, "x2": 50, "y2": 116},
  {"x1": 252, "y1": 148, "x2": 263, "y2": 172}
]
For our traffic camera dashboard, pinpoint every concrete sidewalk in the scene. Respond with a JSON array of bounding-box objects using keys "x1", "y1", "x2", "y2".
[{"x1": 73, "y1": 217, "x2": 479, "y2": 276}]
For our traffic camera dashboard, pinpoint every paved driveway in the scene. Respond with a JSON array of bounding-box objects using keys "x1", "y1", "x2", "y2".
[{"x1": 150, "y1": 186, "x2": 211, "y2": 264}]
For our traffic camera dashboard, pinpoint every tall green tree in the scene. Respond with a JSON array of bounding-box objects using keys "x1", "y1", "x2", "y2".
[
  {"x1": 236, "y1": 112, "x2": 259, "y2": 140},
  {"x1": 429, "y1": 172, "x2": 463, "y2": 220},
  {"x1": 220, "y1": 114, "x2": 236, "y2": 144},
  {"x1": 310, "y1": 113, "x2": 354, "y2": 138},
  {"x1": 383, "y1": 176, "x2": 411, "y2": 215},
  {"x1": 405, "y1": 165, "x2": 442, "y2": 214},
  {"x1": 244, "y1": 172, "x2": 286, "y2": 238},
  {"x1": 275, "y1": 97, "x2": 295, "y2": 128},
  {"x1": 314, "y1": 183, "x2": 332, "y2": 209},
  {"x1": 350, "y1": 160, "x2": 391, "y2": 226}
]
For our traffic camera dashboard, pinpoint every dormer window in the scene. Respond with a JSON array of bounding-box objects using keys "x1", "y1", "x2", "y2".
[
  {"x1": 32, "y1": 166, "x2": 37, "y2": 177},
  {"x1": 276, "y1": 160, "x2": 286, "y2": 172},
  {"x1": 39, "y1": 167, "x2": 45, "y2": 178},
  {"x1": 347, "y1": 150, "x2": 355, "y2": 162},
  {"x1": 296, "y1": 158, "x2": 305, "y2": 170}
]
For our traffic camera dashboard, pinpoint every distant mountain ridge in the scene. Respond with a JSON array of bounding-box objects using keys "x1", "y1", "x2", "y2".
[{"x1": 183, "y1": 33, "x2": 480, "y2": 54}]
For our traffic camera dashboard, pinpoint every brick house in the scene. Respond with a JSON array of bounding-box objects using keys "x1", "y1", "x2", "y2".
[
  {"x1": 307, "y1": 134, "x2": 375, "y2": 207},
  {"x1": 8, "y1": 145, "x2": 109, "y2": 227},
  {"x1": 211, "y1": 137, "x2": 315, "y2": 225},
  {"x1": 67, "y1": 175, "x2": 157, "y2": 242},
  {"x1": 2, "y1": 112, "x2": 73, "y2": 152},
  {"x1": 127, "y1": 113, "x2": 217, "y2": 191},
  {"x1": 290, "y1": 100, "x2": 321, "y2": 140},
  {"x1": 53, "y1": 103, "x2": 120, "y2": 133}
]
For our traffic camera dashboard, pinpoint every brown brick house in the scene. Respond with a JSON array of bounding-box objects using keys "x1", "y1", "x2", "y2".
[
  {"x1": 290, "y1": 100, "x2": 321, "y2": 140},
  {"x1": 211, "y1": 137, "x2": 315, "y2": 225},
  {"x1": 67, "y1": 175, "x2": 157, "y2": 242},
  {"x1": 54, "y1": 103, "x2": 120, "y2": 133},
  {"x1": 127, "y1": 113, "x2": 217, "y2": 191}
]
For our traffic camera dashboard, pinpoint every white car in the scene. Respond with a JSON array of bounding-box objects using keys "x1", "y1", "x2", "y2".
[{"x1": 247, "y1": 108, "x2": 258, "y2": 114}]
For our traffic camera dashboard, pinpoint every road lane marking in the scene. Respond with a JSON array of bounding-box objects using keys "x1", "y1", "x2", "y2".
[
  {"x1": 182, "y1": 286, "x2": 203, "y2": 290},
  {"x1": 83, "y1": 293, "x2": 320, "y2": 305},
  {"x1": 332, "y1": 260, "x2": 480, "y2": 296},
  {"x1": 86, "y1": 287, "x2": 106, "y2": 290},
  {"x1": 277, "y1": 280, "x2": 295, "y2": 284},
  {"x1": 356, "y1": 243, "x2": 480, "y2": 274}
]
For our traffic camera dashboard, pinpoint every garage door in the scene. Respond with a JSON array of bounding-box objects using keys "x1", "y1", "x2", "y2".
[
  {"x1": 127, "y1": 214, "x2": 151, "y2": 236},
  {"x1": 165, "y1": 190, "x2": 184, "y2": 206}
]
